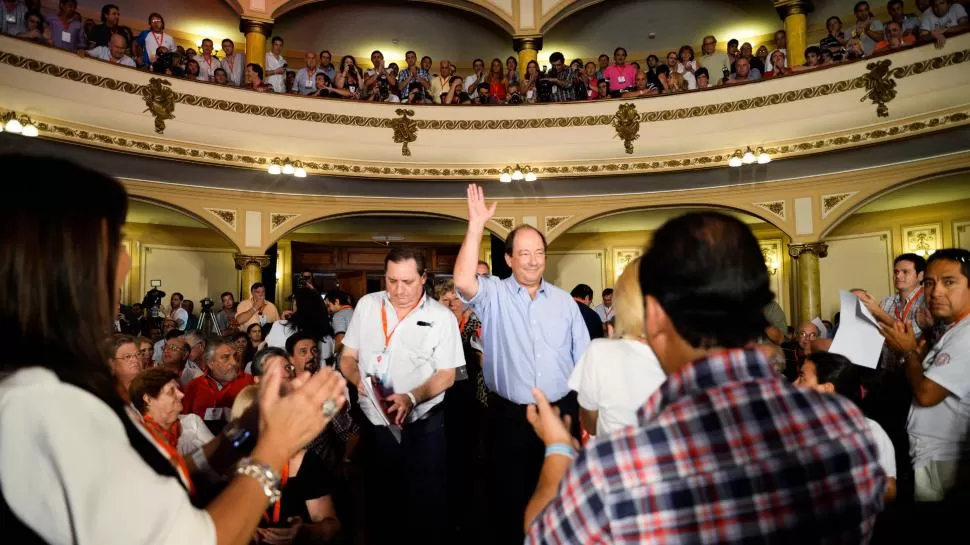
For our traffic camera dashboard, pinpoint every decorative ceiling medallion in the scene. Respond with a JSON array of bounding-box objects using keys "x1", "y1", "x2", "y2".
[
  {"x1": 544, "y1": 215, "x2": 572, "y2": 234},
  {"x1": 270, "y1": 212, "x2": 301, "y2": 233},
  {"x1": 20, "y1": 110, "x2": 970, "y2": 178},
  {"x1": 204, "y1": 207, "x2": 237, "y2": 230},
  {"x1": 755, "y1": 200, "x2": 787, "y2": 220},
  {"x1": 491, "y1": 217, "x2": 515, "y2": 232},
  {"x1": 1, "y1": 47, "x2": 966, "y2": 129},
  {"x1": 821, "y1": 192, "x2": 858, "y2": 218}
]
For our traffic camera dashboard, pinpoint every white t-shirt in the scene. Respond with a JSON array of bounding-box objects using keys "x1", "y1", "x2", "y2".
[
  {"x1": 196, "y1": 55, "x2": 220, "y2": 82},
  {"x1": 265, "y1": 52, "x2": 287, "y2": 93},
  {"x1": 85, "y1": 46, "x2": 136, "y2": 67},
  {"x1": 177, "y1": 413, "x2": 214, "y2": 456},
  {"x1": 921, "y1": 4, "x2": 968, "y2": 32},
  {"x1": 170, "y1": 307, "x2": 189, "y2": 331},
  {"x1": 907, "y1": 316, "x2": 970, "y2": 468},
  {"x1": 567, "y1": 338, "x2": 666, "y2": 435},
  {"x1": 0, "y1": 367, "x2": 216, "y2": 545},
  {"x1": 143, "y1": 31, "x2": 176, "y2": 63},
  {"x1": 342, "y1": 292, "x2": 464, "y2": 425},
  {"x1": 866, "y1": 417, "x2": 896, "y2": 478},
  {"x1": 593, "y1": 304, "x2": 613, "y2": 323}
]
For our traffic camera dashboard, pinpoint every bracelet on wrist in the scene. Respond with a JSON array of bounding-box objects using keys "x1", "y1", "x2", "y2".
[
  {"x1": 235, "y1": 457, "x2": 282, "y2": 506},
  {"x1": 545, "y1": 442, "x2": 577, "y2": 460},
  {"x1": 405, "y1": 391, "x2": 417, "y2": 407}
]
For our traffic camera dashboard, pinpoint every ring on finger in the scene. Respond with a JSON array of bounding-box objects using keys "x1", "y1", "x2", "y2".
[{"x1": 322, "y1": 399, "x2": 338, "y2": 418}]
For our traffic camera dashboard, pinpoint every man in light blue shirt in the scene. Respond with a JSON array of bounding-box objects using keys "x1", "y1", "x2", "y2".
[{"x1": 454, "y1": 184, "x2": 589, "y2": 544}]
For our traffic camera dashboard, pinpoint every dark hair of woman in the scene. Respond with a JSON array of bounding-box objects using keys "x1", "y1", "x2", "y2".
[
  {"x1": 129, "y1": 367, "x2": 180, "y2": 414},
  {"x1": 0, "y1": 155, "x2": 127, "y2": 409},
  {"x1": 807, "y1": 351, "x2": 861, "y2": 405},
  {"x1": 290, "y1": 287, "x2": 334, "y2": 340}
]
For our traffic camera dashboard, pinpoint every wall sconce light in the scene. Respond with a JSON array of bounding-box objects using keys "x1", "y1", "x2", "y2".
[
  {"x1": 499, "y1": 164, "x2": 537, "y2": 183},
  {"x1": 267, "y1": 157, "x2": 306, "y2": 177},
  {"x1": 729, "y1": 146, "x2": 770, "y2": 167},
  {"x1": 0, "y1": 111, "x2": 39, "y2": 137}
]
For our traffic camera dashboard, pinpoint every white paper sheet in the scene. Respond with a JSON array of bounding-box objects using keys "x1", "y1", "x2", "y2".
[{"x1": 829, "y1": 290, "x2": 885, "y2": 369}]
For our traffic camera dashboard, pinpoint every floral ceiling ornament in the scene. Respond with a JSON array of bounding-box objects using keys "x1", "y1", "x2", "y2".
[
  {"x1": 611, "y1": 103, "x2": 640, "y2": 154},
  {"x1": 141, "y1": 78, "x2": 176, "y2": 134},
  {"x1": 391, "y1": 109, "x2": 417, "y2": 157},
  {"x1": 755, "y1": 200, "x2": 787, "y2": 221},
  {"x1": 204, "y1": 207, "x2": 237, "y2": 230},
  {"x1": 859, "y1": 59, "x2": 897, "y2": 118},
  {"x1": 270, "y1": 213, "x2": 300, "y2": 233}
]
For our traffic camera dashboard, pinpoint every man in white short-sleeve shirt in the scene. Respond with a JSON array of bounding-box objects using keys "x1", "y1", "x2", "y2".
[
  {"x1": 883, "y1": 248, "x2": 970, "y2": 501},
  {"x1": 919, "y1": 0, "x2": 969, "y2": 47},
  {"x1": 339, "y1": 247, "x2": 461, "y2": 545}
]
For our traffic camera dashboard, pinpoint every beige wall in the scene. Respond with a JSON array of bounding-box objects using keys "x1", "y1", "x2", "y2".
[{"x1": 123, "y1": 222, "x2": 239, "y2": 306}]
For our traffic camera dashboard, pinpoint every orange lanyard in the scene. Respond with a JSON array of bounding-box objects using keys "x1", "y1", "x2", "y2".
[
  {"x1": 202, "y1": 55, "x2": 214, "y2": 70},
  {"x1": 380, "y1": 298, "x2": 421, "y2": 350},
  {"x1": 895, "y1": 287, "x2": 923, "y2": 321},
  {"x1": 264, "y1": 462, "x2": 289, "y2": 524},
  {"x1": 145, "y1": 426, "x2": 195, "y2": 496},
  {"x1": 225, "y1": 55, "x2": 234, "y2": 72},
  {"x1": 339, "y1": 305, "x2": 353, "y2": 311},
  {"x1": 459, "y1": 313, "x2": 469, "y2": 333}
]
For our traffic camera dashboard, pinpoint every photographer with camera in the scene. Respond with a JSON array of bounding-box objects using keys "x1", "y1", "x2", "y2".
[
  {"x1": 364, "y1": 50, "x2": 398, "y2": 102},
  {"x1": 538, "y1": 52, "x2": 576, "y2": 103},
  {"x1": 235, "y1": 282, "x2": 280, "y2": 333}
]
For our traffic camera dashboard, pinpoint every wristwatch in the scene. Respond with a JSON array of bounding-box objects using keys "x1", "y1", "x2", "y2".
[{"x1": 235, "y1": 457, "x2": 282, "y2": 505}]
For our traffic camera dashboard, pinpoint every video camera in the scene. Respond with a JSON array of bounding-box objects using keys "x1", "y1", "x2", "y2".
[
  {"x1": 200, "y1": 297, "x2": 215, "y2": 312},
  {"x1": 142, "y1": 287, "x2": 166, "y2": 318}
]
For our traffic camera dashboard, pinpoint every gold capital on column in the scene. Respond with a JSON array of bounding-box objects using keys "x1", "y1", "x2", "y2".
[
  {"x1": 788, "y1": 242, "x2": 827, "y2": 324},
  {"x1": 773, "y1": 0, "x2": 814, "y2": 66},
  {"x1": 513, "y1": 36, "x2": 542, "y2": 81},
  {"x1": 234, "y1": 254, "x2": 271, "y2": 299},
  {"x1": 239, "y1": 18, "x2": 274, "y2": 68}
]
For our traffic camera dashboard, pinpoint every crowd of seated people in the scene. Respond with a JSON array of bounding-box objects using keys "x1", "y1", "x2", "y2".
[{"x1": 2, "y1": 0, "x2": 968, "y2": 104}]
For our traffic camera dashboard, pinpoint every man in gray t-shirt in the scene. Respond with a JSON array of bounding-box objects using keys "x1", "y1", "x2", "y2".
[{"x1": 325, "y1": 291, "x2": 355, "y2": 353}]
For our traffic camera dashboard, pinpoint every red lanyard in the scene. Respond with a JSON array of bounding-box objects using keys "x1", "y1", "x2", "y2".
[
  {"x1": 459, "y1": 313, "x2": 469, "y2": 333},
  {"x1": 225, "y1": 55, "x2": 235, "y2": 72},
  {"x1": 895, "y1": 287, "x2": 923, "y2": 321},
  {"x1": 143, "y1": 422, "x2": 195, "y2": 496},
  {"x1": 152, "y1": 32, "x2": 164, "y2": 48},
  {"x1": 380, "y1": 298, "x2": 421, "y2": 350},
  {"x1": 264, "y1": 462, "x2": 289, "y2": 524},
  {"x1": 339, "y1": 305, "x2": 353, "y2": 311},
  {"x1": 202, "y1": 55, "x2": 214, "y2": 70}
]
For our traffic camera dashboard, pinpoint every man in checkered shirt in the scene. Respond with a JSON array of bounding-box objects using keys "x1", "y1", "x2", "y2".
[{"x1": 523, "y1": 212, "x2": 887, "y2": 544}]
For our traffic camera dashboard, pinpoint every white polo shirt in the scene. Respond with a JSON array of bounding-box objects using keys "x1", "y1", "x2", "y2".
[
  {"x1": 342, "y1": 291, "x2": 463, "y2": 425},
  {"x1": 907, "y1": 316, "x2": 970, "y2": 468}
]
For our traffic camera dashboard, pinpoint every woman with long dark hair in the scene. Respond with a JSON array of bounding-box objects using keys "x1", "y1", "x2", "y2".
[
  {"x1": 265, "y1": 287, "x2": 336, "y2": 370},
  {"x1": 0, "y1": 155, "x2": 347, "y2": 545}
]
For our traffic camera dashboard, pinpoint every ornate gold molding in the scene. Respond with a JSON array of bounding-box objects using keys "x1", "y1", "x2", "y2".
[
  {"x1": 755, "y1": 200, "x2": 787, "y2": 221},
  {"x1": 204, "y1": 207, "x2": 237, "y2": 230},
  {"x1": 773, "y1": 0, "x2": 815, "y2": 19},
  {"x1": 2, "y1": 47, "x2": 966, "y2": 130},
  {"x1": 491, "y1": 217, "x2": 515, "y2": 231},
  {"x1": 391, "y1": 109, "x2": 417, "y2": 157},
  {"x1": 18, "y1": 109, "x2": 970, "y2": 178},
  {"x1": 234, "y1": 254, "x2": 271, "y2": 270},
  {"x1": 821, "y1": 192, "x2": 858, "y2": 218},
  {"x1": 270, "y1": 212, "x2": 300, "y2": 233},
  {"x1": 788, "y1": 242, "x2": 829, "y2": 259},
  {"x1": 612, "y1": 103, "x2": 640, "y2": 154},
  {"x1": 141, "y1": 77, "x2": 176, "y2": 133},
  {"x1": 544, "y1": 215, "x2": 572, "y2": 234},
  {"x1": 860, "y1": 59, "x2": 896, "y2": 117}
]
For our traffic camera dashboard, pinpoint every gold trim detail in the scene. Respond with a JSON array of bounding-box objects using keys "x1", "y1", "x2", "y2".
[
  {"x1": 204, "y1": 207, "x2": 237, "y2": 230},
  {"x1": 860, "y1": 59, "x2": 896, "y2": 118},
  {"x1": 142, "y1": 78, "x2": 176, "y2": 133},
  {"x1": 270, "y1": 213, "x2": 300, "y2": 233},
  {"x1": 788, "y1": 242, "x2": 829, "y2": 259},
  {"x1": 1, "y1": 48, "x2": 966, "y2": 129},
  {"x1": 821, "y1": 192, "x2": 857, "y2": 218},
  {"x1": 22, "y1": 110, "x2": 970, "y2": 178},
  {"x1": 492, "y1": 217, "x2": 515, "y2": 231},
  {"x1": 755, "y1": 201, "x2": 787, "y2": 221},
  {"x1": 233, "y1": 254, "x2": 271, "y2": 270},
  {"x1": 544, "y1": 215, "x2": 572, "y2": 234},
  {"x1": 391, "y1": 109, "x2": 418, "y2": 157},
  {"x1": 612, "y1": 103, "x2": 640, "y2": 154}
]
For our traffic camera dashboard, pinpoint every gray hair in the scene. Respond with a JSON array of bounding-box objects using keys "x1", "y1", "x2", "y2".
[
  {"x1": 203, "y1": 337, "x2": 233, "y2": 364},
  {"x1": 251, "y1": 346, "x2": 290, "y2": 377},
  {"x1": 183, "y1": 330, "x2": 205, "y2": 348}
]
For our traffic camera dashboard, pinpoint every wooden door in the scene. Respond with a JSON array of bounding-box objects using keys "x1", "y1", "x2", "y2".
[{"x1": 336, "y1": 271, "x2": 367, "y2": 302}]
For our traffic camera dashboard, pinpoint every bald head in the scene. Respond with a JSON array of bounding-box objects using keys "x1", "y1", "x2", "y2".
[
  {"x1": 439, "y1": 60, "x2": 452, "y2": 77},
  {"x1": 109, "y1": 33, "x2": 127, "y2": 60}
]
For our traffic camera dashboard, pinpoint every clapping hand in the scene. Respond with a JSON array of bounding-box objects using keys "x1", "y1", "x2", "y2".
[
  {"x1": 256, "y1": 517, "x2": 302, "y2": 545},
  {"x1": 526, "y1": 388, "x2": 579, "y2": 449},
  {"x1": 879, "y1": 319, "x2": 919, "y2": 355},
  {"x1": 466, "y1": 184, "x2": 497, "y2": 229}
]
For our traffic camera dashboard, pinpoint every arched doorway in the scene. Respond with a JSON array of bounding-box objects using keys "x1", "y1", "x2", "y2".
[
  {"x1": 275, "y1": 212, "x2": 500, "y2": 302},
  {"x1": 123, "y1": 198, "x2": 241, "y2": 318},
  {"x1": 548, "y1": 205, "x2": 791, "y2": 317},
  {"x1": 818, "y1": 172, "x2": 970, "y2": 322}
]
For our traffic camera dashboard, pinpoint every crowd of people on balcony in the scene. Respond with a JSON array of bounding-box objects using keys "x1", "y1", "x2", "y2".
[{"x1": 2, "y1": 0, "x2": 968, "y2": 104}]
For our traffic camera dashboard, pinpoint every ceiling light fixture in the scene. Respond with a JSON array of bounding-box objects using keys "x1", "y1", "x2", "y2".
[
  {"x1": 728, "y1": 147, "x2": 771, "y2": 168},
  {"x1": 499, "y1": 164, "x2": 537, "y2": 183},
  {"x1": 267, "y1": 157, "x2": 307, "y2": 177},
  {"x1": 1, "y1": 111, "x2": 39, "y2": 137}
]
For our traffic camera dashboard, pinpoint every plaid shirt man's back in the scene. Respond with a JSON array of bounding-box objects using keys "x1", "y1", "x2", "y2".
[{"x1": 528, "y1": 348, "x2": 886, "y2": 544}]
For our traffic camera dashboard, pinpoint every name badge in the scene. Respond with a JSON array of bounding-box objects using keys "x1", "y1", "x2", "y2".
[
  {"x1": 204, "y1": 407, "x2": 228, "y2": 421},
  {"x1": 305, "y1": 79, "x2": 313, "y2": 87},
  {"x1": 5, "y1": 14, "x2": 15, "y2": 23},
  {"x1": 617, "y1": 76, "x2": 626, "y2": 83},
  {"x1": 61, "y1": 30, "x2": 72, "y2": 43},
  {"x1": 587, "y1": 89, "x2": 593, "y2": 97},
  {"x1": 258, "y1": 314, "x2": 267, "y2": 326}
]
